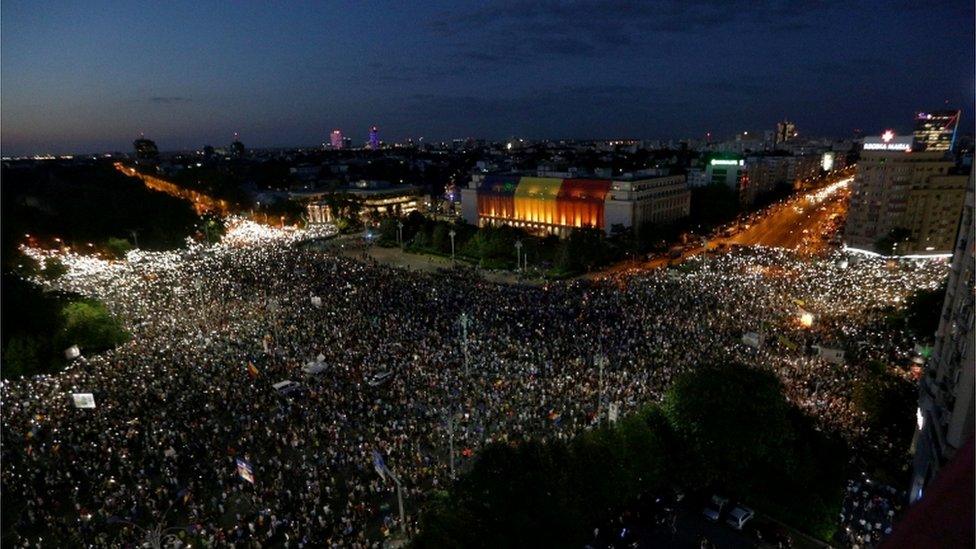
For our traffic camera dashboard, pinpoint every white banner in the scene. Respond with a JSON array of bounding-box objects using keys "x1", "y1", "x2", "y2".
[
  {"x1": 741, "y1": 332, "x2": 762, "y2": 349},
  {"x1": 815, "y1": 346, "x2": 845, "y2": 365},
  {"x1": 71, "y1": 393, "x2": 95, "y2": 409}
]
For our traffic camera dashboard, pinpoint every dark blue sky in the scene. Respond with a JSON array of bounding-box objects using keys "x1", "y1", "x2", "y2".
[{"x1": 2, "y1": 0, "x2": 973, "y2": 155}]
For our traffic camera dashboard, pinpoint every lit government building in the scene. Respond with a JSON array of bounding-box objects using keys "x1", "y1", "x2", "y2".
[{"x1": 460, "y1": 171, "x2": 690, "y2": 236}]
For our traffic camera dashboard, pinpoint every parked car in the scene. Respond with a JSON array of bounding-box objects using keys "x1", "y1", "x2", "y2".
[
  {"x1": 725, "y1": 505, "x2": 754, "y2": 530},
  {"x1": 703, "y1": 495, "x2": 728, "y2": 521}
]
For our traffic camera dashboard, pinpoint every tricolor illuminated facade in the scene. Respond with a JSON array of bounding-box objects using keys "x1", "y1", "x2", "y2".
[{"x1": 460, "y1": 173, "x2": 690, "y2": 236}]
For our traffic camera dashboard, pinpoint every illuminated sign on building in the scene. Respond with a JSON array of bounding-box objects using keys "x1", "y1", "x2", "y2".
[
  {"x1": 863, "y1": 131, "x2": 913, "y2": 152},
  {"x1": 821, "y1": 151, "x2": 835, "y2": 171},
  {"x1": 710, "y1": 159, "x2": 744, "y2": 166}
]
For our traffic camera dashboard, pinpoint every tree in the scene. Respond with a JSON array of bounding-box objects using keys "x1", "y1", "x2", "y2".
[
  {"x1": 40, "y1": 258, "x2": 68, "y2": 281},
  {"x1": 414, "y1": 409, "x2": 674, "y2": 548},
  {"x1": 874, "y1": 227, "x2": 912, "y2": 255},
  {"x1": 2, "y1": 335, "x2": 42, "y2": 379},
  {"x1": 431, "y1": 223, "x2": 451, "y2": 253},
  {"x1": 853, "y1": 365, "x2": 916, "y2": 434},
  {"x1": 689, "y1": 183, "x2": 740, "y2": 228},
  {"x1": 59, "y1": 300, "x2": 129, "y2": 353},
  {"x1": 663, "y1": 364, "x2": 846, "y2": 539},
  {"x1": 903, "y1": 285, "x2": 947, "y2": 341},
  {"x1": 105, "y1": 237, "x2": 133, "y2": 259},
  {"x1": 198, "y1": 213, "x2": 226, "y2": 244},
  {"x1": 663, "y1": 364, "x2": 796, "y2": 491}
]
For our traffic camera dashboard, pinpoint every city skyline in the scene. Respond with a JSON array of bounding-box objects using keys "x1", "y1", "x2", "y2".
[{"x1": 2, "y1": 1, "x2": 974, "y2": 156}]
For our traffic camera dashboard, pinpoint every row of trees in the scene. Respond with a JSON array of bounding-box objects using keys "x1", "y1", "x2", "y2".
[
  {"x1": 414, "y1": 365, "x2": 848, "y2": 547},
  {"x1": 3, "y1": 162, "x2": 201, "y2": 254},
  {"x1": 375, "y1": 213, "x2": 626, "y2": 275}
]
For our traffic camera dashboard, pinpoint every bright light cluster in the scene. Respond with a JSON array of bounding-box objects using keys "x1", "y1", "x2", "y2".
[{"x1": 807, "y1": 177, "x2": 851, "y2": 205}]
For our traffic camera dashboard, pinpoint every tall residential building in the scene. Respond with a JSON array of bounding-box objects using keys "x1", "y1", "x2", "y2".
[
  {"x1": 230, "y1": 138, "x2": 245, "y2": 159},
  {"x1": 910, "y1": 171, "x2": 974, "y2": 503},
  {"x1": 774, "y1": 119, "x2": 797, "y2": 146},
  {"x1": 844, "y1": 132, "x2": 968, "y2": 254},
  {"x1": 368, "y1": 126, "x2": 380, "y2": 150},
  {"x1": 913, "y1": 110, "x2": 961, "y2": 152},
  {"x1": 133, "y1": 136, "x2": 159, "y2": 164},
  {"x1": 330, "y1": 129, "x2": 344, "y2": 150}
]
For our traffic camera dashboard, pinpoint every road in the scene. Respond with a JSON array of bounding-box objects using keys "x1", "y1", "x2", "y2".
[
  {"x1": 589, "y1": 176, "x2": 852, "y2": 280},
  {"x1": 712, "y1": 177, "x2": 851, "y2": 254}
]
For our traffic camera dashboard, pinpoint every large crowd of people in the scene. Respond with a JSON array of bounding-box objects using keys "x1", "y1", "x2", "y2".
[{"x1": 2, "y1": 219, "x2": 947, "y2": 547}]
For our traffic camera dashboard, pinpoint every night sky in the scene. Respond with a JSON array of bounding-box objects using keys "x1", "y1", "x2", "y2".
[{"x1": 2, "y1": 0, "x2": 973, "y2": 155}]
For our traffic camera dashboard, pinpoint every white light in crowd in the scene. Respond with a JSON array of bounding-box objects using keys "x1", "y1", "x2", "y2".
[
  {"x1": 917, "y1": 407, "x2": 925, "y2": 430},
  {"x1": 799, "y1": 312, "x2": 814, "y2": 328}
]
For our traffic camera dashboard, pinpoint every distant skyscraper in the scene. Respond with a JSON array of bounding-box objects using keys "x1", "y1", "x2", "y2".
[
  {"x1": 230, "y1": 133, "x2": 245, "y2": 158},
  {"x1": 914, "y1": 110, "x2": 961, "y2": 152},
  {"x1": 368, "y1": 126, "x2": 380, "y2": 150},
  {"x1": 133, "y1": 135, "x2": 159, "y2": 165},
  {"x1": 330, "y1": 129, "x2": 344, "y2": 150},
  {"x1": 774, "y1": 120, "x2": 797, "y2": 146}
]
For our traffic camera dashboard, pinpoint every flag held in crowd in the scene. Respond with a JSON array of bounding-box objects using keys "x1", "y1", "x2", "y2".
[
  {"x1": 372, "y1": 450, "x2": 390, "y2": 481},
  {"x1": 236, "y1": 458, "x2": 255, "y2": 483}
]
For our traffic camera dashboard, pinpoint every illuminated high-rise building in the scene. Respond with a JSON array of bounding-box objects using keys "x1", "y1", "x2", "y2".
[
  {"x1": 230, "y1": 134, "x2": 245, "y2": 159},
  {"x1": 330, "y1": 129, "x2": 344, "y2": 149},
  {"x1": 368, "y1": 126, "x2": 380, "y2": 149},
  {"x1": 913, "y1": 110, "x2": 961, "y2": 152},
  {"x1": 774, "y1": 119, "x2": 797, "y2": 146},
  {"x1": 845, "y1": 131, "x2": 967, "y2": 253},
  {"x1": 133, "y1": 135, "x2": 159, "y2": 164}
]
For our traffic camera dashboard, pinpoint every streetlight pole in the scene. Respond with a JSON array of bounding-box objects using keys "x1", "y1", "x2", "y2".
[
  {"x1": 449, "y1": 229, "x2": 456, "y2": 263},
  {"x1": 447, "y1": 412, "x2": 456, "y2": 480},
  {"x1": 386, "y1": 468, "x2": 408, "y2": 536},
  {"x1": 459, "y1": 312, "x2": 470, "y2": 377},
  {"x1": 397, "y1": 221, "x2": 404, "y2": 250},
  {"x1": 595, "y1": 354, "x2": 606, "y2": 426},
  {"x1": 515, "y1": 239, "x2": 523, "y2": 272}
]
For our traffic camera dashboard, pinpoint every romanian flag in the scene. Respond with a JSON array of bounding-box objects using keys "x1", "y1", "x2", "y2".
[{"x1": 247, "y1": 362, "x2": 260, "y2": 378}]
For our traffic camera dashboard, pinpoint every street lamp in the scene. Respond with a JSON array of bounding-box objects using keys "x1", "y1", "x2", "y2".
[
  {"x1": 514, "y1": 239, "x2": 523, "y2": 272},
  {"x1": 448, "y1": 229, "x2": 456, "y2": 262},
  {"x1": 397, "y1": 220, "x2": 404, "y2": 250}
]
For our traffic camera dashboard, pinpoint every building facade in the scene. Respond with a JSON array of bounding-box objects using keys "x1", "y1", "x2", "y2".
[
  {"x1": 910, "y1": 171, "x2": 974, "y2": 503},
  {"x1": 844, "y1": 134, "x2": 968, "y2": 254},
  {"x1": 775, "y1": 119, "x2": 797, "y2": 146},
  {"x1": 459, "y1": 173, "x2": 689, "y2": 237},
  {"x1": 913, "y1": 110, "x2": 961, "y2": 153},
  {"x1": 298, "y1": 180, "x2": 423, "y2": 223}
]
